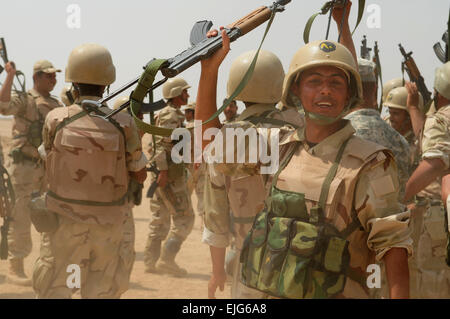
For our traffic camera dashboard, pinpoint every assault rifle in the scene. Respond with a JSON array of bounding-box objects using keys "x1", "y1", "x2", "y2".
[
  {"x1": 99, "y1": 0, "x2": 291, "y2": 119},
  {"x1": 360, "y1": 35, "x2": 372, "y2": 60},
  {"x1": 0, "y1": 38, "x2": 26, "y2": 93},
  {"x1": 0, "y1": 165, "x2": 15, "y2": 260},
  {"x1": 399, "y1": 43, "x2": 432, "y2": 107}
]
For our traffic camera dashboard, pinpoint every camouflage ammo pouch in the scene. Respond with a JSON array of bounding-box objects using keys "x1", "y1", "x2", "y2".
[
  {"x1": 28, "y1": 192, "x2": 59, "y2": 233},
  {"x1": 240, "y1": 139, "x2": 362, "y2": 299}
]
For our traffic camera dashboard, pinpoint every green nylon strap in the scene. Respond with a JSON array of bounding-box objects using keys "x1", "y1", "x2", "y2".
[
  {"x1": 317, "y1": 137, "x2": 350, "y2": 210},
  {"x1": 129, "y1": 59, "x2": 173, "y2": 136},
  {"x1": 128, "y1": 10, "x2": 278, "y2": 137},
  {"x1": 47, "y1": 190, "x2": 127, "y2": 207},
  {"x1": 303, "y1": 0, "x2": 365, "y2": 44}
]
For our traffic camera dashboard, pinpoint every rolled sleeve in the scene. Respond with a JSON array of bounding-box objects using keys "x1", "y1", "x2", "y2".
[
  {"x1": 354, "y1": 154, "x2": 413, "y2": 261},
  {"x1": 202, "y1": 226, "x2": 230, "y2": 248},
  {"x1": 421, "y1": 114, "x2": 450, "y2": 170}
]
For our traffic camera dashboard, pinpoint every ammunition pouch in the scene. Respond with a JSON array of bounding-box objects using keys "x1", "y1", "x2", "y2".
[
  {"x1": 28, "y1": 193, "x2": 59, "y2": 233},
  {"x1": 240, "y1": 138, "x2": 362, "y2": 299}
]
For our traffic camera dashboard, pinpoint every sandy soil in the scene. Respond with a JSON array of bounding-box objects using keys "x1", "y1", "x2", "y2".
[{"x1": 0, "y1": 118, "x2": 231, "y2": 299}]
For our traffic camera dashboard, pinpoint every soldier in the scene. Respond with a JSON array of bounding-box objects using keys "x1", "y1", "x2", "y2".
[
  {"x1": 382, "y1": 77, "x2": 403, "y2": 104},
  {"x1": 32, "y1": 43, "x2": 147, "y2": 298},
  {"x1": 443, "y1": 174, "x2": 450, "y2": 267},
  {"x1": 0, "y1": 59, "x2": 63, "y2": 286},
  {"x1": 184, "y1": 103, "x2": 195, "y2": 125},
  {"x1": 144, "y1": 77, "x2": 195, "y2": 277},
  {"x1": 345, "y1": 58, "x2": 411, "y2": 199},
  {"x1": 197, "y1": 1, "x2": 411, "y2": 299},
  {"x1": 222, "y1": 99, "x2": 239, "y2": 124},
  {"x1": 404, "y1": 61, "x2": 450, "y2": 298},
  {"x1": 199, "y1": 48, "x2": 304, "y2": 299},
  {"x1": 60, "y1": 84, "x2": 78, "y2": 107}
]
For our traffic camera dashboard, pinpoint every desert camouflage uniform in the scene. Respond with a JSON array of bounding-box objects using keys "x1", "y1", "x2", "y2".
[
  {"x1": 222, "y1": 113, "x2": 239, "y2": 125},
  {"x1": 0, "y1": 89, "x2": 62, "y2": 263},
  {"x1": 33, "y1": 96, "x2": 147, "y2": 298},
  {"x1": 203, "y1": 103, "x2": 304, "y2": 298},
  {"x1": 204, "y1": 118, "x2": 412, "y2": 299},
  {"x1": 413, "y1": 104, "x2": 450, "y2": 298},
  {"x1": 345, "y1": 109, "x2": 410, "y2": 199},
  {"x1": 144, "y1": 101, "x2": 194, "y2": 272}
]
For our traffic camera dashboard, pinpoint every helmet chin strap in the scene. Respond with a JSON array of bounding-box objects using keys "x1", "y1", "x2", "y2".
[{"x1": 304, "y1": 104, "x2": 351, "y2": 125}]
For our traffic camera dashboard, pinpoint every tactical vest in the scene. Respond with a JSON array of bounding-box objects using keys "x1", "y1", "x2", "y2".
[
  {"x1": 46, "y1": 104, "x2": 130, "y2": 225},
  {"x1": 224, "y1": 107, "x2": 301, "y2": 250},
  {"x1": 240, "y1": 135, "x2": 388, "y2": 299}
]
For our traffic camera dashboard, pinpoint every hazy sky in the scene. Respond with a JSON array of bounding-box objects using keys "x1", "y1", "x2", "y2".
[{"x1": 1, "y1": 0, "x2": 449, "y2": 119}]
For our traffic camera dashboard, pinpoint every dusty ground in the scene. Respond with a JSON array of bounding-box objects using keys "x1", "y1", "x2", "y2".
[{"x1": 0, "y1": 118, "x2": 231, "y2": 299}]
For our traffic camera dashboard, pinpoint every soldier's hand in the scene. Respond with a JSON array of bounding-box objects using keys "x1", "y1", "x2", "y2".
[
  {"x1": 405, "y1": 81, "x2": 420, "y2": 110},
  {"x1": 332, "y1": 0, "x2": 352, "y2": 25},
  {"x1": 5, "y1": 61, "x2": 16, "y2": 76},
  {"x1": 208, "y1": 269, "x2": 227, "y2": 299},
  {"x1": 157, "y1": 169, "x2": 168, "y2": 188},
  {"x1": 200, "y1": 28, "x2": 230, "y2": 71}
]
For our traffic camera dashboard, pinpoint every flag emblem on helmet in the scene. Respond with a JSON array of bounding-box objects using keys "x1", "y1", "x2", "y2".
[{"x1": 319, "y1": 41, "x2": 336, "y2": 53}]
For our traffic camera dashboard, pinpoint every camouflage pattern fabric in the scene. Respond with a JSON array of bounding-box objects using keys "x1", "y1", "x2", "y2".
[
  {"x1": 202, "y1": 103, "x2": 303, "y2": 298},
  {"x1": 205, "y1": 119, "x2": 412, "y2": 299},
  {"x1": 33, "y1": 215, "x2": 126, "y2": 298},
  {"x1": 33, "y1": 96, "x2": 146, "y2": 298},
  {"x1": 345, "y1": 109, "x2": 410, "y2": 199},
  {"x1": 0, "y1": 89, "x2": 62, "y2": 261}
]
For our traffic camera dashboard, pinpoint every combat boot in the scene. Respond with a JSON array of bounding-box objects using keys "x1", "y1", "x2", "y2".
[
  {"x1": 157, "y1": 236, "x2": 187, "y2": 277},
  {"x1": 144, "y1": 238, "x2": 161, "y2": 273},
  {"x1": 6, "y1": 258, "x2": 32, "y2": 286}
]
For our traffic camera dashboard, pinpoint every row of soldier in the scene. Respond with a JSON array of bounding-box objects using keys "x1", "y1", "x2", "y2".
[{"x1": 0, "y1": 0, "x2": 448, "y2": 298}]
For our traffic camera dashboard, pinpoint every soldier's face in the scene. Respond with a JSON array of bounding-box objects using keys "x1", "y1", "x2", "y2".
[
  {"x1": 35, "y1": 72, "x2": 57, "y2": 93},
  {"x1": 180, "y1": 89, "x2": 189, "y2": 105},
  {"x1": 292, "y1": 66, "x2": 350, "y2": 119},
  {"x1": 224, "y1": 102, "x2": 237, "y2": 119},
  {"x1": 185, "y1": 110, "x2": 194, "y2": 121},
  {"x1": 389, "y1": 107, "x2": 410, "y2": 133}
]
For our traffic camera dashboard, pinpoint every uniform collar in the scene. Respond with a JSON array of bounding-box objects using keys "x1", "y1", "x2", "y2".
[
  {"x1": 281, "y1": 120, "x2": 355, "y2": 156},
  {"x1": 75, "y1": 95, "x2": 109, "y2": 108},
  {"x1": 236, "y1": 103, "x2": 276, "y2": 121},
  {"x1": 347, "y1": 108, "x2": 379, "y2": 117}
]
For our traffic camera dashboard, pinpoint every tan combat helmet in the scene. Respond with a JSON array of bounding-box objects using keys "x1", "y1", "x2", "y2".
[
  {"x1": 184, "y1": 102, "x2": 196, "y2": 111},
  {"x1": 382, "y1": 78, "x2": 403, "y2": 103},
  {"x1": 384, "y1": 86, "x2": 424, "y2": 111},
  {"x1": 112, "y1": 96, "x2": 129, "y2": 111},
  {"x1": 65, "y1": 43, "x2": 116, "y2": 86},
  {"x1": 60, "y1": 84, "x2": 78, "y2": 106},
  {"x1": 434, "y1": 61, "x2": 450, "y2": 100},
  {"x1": 162, "y1": 77, "x2": 190, "y2": 100},
  {"x1": 227, "y1": 50, "x2": 284, "y2": 104},
  {"x1": 281, "y1": 40, "x2": 362, "y2": 123}
]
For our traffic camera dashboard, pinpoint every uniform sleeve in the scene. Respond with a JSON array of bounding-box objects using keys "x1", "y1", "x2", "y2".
[
  {"x1": 354, "y1": 152, "x2": 413, "y2": 261},
  {"x1": 421, "y1": 113, "x2": 450, "y2": 170},
  {"x1": 152, "y1": 109, "x2": 180, "y2": 171},
  {"x1": 124, "y1": 119, "x2": 148, "y2": 172},
  {"x1": 202, "y1": 164, "x2": 232, "y2": 248},
  {"x1": 0, "y1": 92, "x2": 26, "y2": 116}
]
